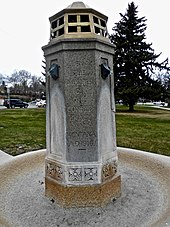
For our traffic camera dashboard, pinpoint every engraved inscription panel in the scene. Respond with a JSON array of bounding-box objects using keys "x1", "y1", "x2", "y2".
[{"x1": 64, "y1": 51, "x2": 97, "y2": 162}]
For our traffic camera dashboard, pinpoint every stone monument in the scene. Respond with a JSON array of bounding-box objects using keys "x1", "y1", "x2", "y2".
[{"x1": 42, "y1": 1, "x2": 121, "y2": 207}]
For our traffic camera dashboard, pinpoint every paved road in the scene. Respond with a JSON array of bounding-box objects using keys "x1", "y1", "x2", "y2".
[
  {"x1": 0, "y1": 104, "x2": 169, "y2": 111},
  {"x1": 0, "y1": 106, "x2": 6, "y2": 109},
  {"x1": 0, "y1": 104, "x2": 38, "y2": 109}
]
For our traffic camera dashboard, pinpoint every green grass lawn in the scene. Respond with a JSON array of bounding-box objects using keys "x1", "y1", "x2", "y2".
[
  {"x1": 116, "y1": 105, "x2": 170, "y2": 156},
  {"x1": 0, "y1": 105, "x2": 169, "y2": 156},
  {"x1": 0, "y1": 108, "x2": 46, "y2": 156}
]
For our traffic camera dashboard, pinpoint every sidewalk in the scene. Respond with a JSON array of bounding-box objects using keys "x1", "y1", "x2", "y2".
[
  {"x1": 152, "y1": 105, "x2": 170, "y2": 111},
  {"x1": 0, "y1": 150, "x2": 13, "y2": 165}
]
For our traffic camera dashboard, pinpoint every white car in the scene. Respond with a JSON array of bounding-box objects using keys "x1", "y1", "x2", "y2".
[{"x1": 36, "y1": 100, "x2": 46, "y2": 108}]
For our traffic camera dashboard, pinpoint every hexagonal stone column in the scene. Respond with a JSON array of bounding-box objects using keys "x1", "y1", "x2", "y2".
[{"x1": 42, "y1": 1, "x2": 121, "y2": 207}]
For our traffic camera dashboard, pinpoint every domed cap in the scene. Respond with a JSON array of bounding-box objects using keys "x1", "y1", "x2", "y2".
[{"x1": 67, "y1": 1, "x2": 90, "y2": 8}]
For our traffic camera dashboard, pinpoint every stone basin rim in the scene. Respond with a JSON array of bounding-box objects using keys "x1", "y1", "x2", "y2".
[{"x1": 0, "y1": 147, "x2": 170, "y2": 227}]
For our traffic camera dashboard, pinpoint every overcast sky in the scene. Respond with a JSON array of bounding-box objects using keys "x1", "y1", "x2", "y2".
[{"x1": 0, "y1": 0, "x2": 170, "y2": 77}]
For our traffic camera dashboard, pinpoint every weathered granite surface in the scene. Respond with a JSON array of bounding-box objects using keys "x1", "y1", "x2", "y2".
[
  {"x1": 43, "y1": 36, "x2": 120, "y2": 193},
  {"x1": 0, "y1": 150, "x2": 13, "y2": 165},
  {"x1": 42, "y1": 1, "x2": 121, "y2": 206}
]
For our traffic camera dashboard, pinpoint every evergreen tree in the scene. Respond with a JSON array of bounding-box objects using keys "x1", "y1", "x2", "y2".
[
  {"x1": 110, "y1": 2, "x2": 170, "y2": 111},
  {"x1": 165, "y1": 77, "x2": 170, "y2": 106}
]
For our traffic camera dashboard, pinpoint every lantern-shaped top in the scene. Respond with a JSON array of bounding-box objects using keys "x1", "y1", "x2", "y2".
[{"x1": 49, "y1": 1, "x2": 109, "y2": 41}]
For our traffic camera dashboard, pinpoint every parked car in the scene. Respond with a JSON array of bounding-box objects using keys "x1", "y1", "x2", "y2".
[
  {"x1": 153, "y1": 101, "x2": 166, "y2": 106},
  {"x1": 36, "y1": 99, "x2": 46, "y2": 108},
  {"x1": 4, "y1": 99, "x2": 29, "y2": 109}
]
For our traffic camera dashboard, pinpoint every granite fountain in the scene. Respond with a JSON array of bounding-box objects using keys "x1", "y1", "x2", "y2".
[{"x1": 0, "y1": 2, "x2": 169, "y2": 227}]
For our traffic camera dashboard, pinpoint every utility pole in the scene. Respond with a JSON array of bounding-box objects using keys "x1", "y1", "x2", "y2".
[{"x1": 7, "y1": 87, "x2": 10, "y2": 108}]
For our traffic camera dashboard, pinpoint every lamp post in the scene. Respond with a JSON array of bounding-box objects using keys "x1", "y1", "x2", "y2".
[{"x1": 7, "y1": 87, "x2": 10, "y2": 108}]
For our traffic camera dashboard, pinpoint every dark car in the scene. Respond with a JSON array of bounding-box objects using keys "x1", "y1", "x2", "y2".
[{"x1": 4, "y1": 99, "x2": 29, "y2": 109}]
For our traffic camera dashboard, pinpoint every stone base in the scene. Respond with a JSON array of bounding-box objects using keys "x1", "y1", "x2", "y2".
[{"x1": 45, "y1": 175, "x2": 121, "y2": 207}]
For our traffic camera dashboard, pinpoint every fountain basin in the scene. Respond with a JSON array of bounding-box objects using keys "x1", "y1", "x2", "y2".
[{"x1": 0, "y1": 148, "x2": 169, "y2": 227}]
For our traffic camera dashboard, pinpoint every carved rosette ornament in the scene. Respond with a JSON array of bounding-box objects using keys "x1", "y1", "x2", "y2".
[
  {"x1": 46, "y1": 160, "x2": 118, "y2": 184},
  {"x1": 68, "y1": 168, "x2": 82, "y2": 181},
  {"x1": 46, "y1": 163, "x2": 56, "y2": 178},
  {"x1": 46, "y1": 161, "x2": 63, "y2": 182},
  {"x1": 102, "y1": 161, "x2": 118, "y2": 182},
  {"x1": 46, "y1": 161, "x2": 101, "y2": 183},
  {"x1": 84, "y1": 167, "x2": 98, "y2": 181}
]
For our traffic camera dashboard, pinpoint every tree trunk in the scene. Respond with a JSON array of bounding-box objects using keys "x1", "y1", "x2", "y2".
[{"x1": 129, "y1": 103, "x2": 134, "y2": 112}]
